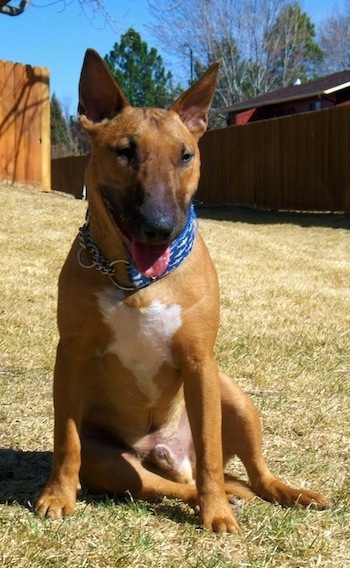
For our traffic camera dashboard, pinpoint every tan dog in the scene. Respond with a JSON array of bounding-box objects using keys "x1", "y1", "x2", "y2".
[{"x1": 35, "y1": 50, "x2": 330, "y2": 532}]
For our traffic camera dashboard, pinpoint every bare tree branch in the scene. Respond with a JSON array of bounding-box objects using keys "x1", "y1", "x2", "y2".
[
  {"x1": 0, "y1": 0, "x2": 29, "y2": 16},
  {"x1": 319, "y1": 1, "x2": 350, "y2": 73},
  {"x1": 0, "y1": 0, "x2": 113, "y2": 25},
  {"x1": 148, "y1": 0, "x2": 321, "y2": 107}
]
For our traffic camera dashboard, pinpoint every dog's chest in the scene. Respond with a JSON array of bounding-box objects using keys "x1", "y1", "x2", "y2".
[{"x1": 97, "y1": 289, "x2": 182, "y2": 403}]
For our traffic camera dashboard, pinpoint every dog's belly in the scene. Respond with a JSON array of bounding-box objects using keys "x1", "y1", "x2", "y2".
[{"x1": 97, "y1": 288, "x2": 182, "y2": 405}]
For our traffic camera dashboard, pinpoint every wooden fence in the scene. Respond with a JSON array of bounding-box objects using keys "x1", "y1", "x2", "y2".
[
  {"x1": 198, "y1": 105, "x2": 350, "y2": 211},
  {"x1": 0, "y1": 59, "x2": 50, "y2": 190},
  {"x1": 51, "y1": 105, "x2": 350, "y2": 211},
  {"x1": 51, "y1": 154, "x2": 89, "y2": 199}
]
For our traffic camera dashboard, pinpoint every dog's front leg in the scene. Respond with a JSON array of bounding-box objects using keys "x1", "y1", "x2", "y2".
[
  {"x1": 35, "y1": 342, "x2": 84, "y2": 519},
  {"x1": 183, "y1": 354, "x2": 240, "y2": 533}
]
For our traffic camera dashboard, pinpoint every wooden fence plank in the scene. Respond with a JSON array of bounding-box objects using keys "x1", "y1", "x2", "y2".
[
  {"x1": 2, "y1": 61, "x2": 16, "y2": 183},
  {"x1": 13, "y1": 61, "x2": 27, "y2": 184},
  {"x1": 0, "y1": 60, "x2": 6, "y2": 181},
  {"x1": 27, "y1": 65, "x2": 44, "y2": 185},
  {"x1": 41, "y1": 67, "x2": 51, "y2": 191}
]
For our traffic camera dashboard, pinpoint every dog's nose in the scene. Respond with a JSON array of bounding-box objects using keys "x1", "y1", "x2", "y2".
[{"x1": 143, "y1": 214, "x2": 175, "y2": 243}]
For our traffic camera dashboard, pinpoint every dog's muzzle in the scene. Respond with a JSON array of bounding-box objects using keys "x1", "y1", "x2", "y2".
[{"x1": 78, "y1": 204, "x2": 198, "y2": 291}]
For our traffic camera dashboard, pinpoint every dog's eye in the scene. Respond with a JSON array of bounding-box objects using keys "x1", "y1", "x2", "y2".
[
  {"x1": 116, "y1": 146, "x2": 135, "y2": 163},
  {"x1": 182, "y1": 152, "x2": 193, "y2": 165}
]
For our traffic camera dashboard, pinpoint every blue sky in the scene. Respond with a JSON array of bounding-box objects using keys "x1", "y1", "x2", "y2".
[{"x1": 0, "y1": 0, "x2": 345, "y2": 115}]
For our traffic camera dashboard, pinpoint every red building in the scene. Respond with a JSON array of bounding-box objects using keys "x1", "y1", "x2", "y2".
[{"x1": 219, "y1": 70, "x2": 350, "y2": 125}]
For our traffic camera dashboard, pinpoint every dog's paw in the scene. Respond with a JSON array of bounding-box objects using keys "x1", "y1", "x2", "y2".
[
  {"x1": 200, "y1": 499, "x2": 241, "y2": 534},
  {"x1": 35, "y1": 487, "x2": 76, "y2": 520},
  {"x1": 293, "y1": 489, "x2": 332, "y2": 510},
  {"x1": 255, "y1": 478, "x2": 332, "y2": 510},
  {"x1": 203, "y1": 511, "x2": 241, "y2": 534}
]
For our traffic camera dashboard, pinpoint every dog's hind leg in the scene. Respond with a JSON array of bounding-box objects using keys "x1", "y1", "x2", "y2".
[
  {"x1": 219, "y1": 371, "x2": 331, "y2": 510},
  {"x1": 80, "y1": 435, "x2": 242, "y2": 533},
  {"x1": 80, "y1": 435, "x2": 199, "y2": 503}
]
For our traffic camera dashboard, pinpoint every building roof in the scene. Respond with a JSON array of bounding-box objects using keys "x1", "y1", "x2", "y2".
[{"x1": 218, "y1": 70, "x2": 350, "y2": 113}]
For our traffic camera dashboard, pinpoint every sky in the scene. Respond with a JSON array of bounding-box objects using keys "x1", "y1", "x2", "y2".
[{"x1": 0, "y1": 0, "x2": 346, "y2": 116}]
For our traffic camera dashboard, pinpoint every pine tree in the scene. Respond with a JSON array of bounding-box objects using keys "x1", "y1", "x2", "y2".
[
  {"x1": 104, "y1": 28, "x2": 176, "y2": 108},
  {"x1": 51, "y1": 94, "x2": 77, "y2": 158}
]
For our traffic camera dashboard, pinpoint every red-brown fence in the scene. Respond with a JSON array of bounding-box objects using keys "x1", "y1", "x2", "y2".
[
  {"x1": 51, "y1": 154, "x2": 89, "y2": 199},
  {"x1": 198, "y1": 105, "x2": 350, "y2": 211},
  {"x1": 0, "y1": 59, "x2": 50, "y2": 190},
  {"x1": 51, "y1": 105, "x2": 350, "y2": 211}
]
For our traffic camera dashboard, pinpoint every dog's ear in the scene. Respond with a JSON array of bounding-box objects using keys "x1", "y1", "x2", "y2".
[
  {"x1": 170, "y1": 62, "x2": 219, "y2": 140},
  {"x1": 78, "y1": 48, "x2": 129, "y2": 123}
]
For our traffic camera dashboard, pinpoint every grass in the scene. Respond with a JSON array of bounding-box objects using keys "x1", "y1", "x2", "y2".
[{"x1": 0, "y1": 184, "x2": 349, "y2": 567}]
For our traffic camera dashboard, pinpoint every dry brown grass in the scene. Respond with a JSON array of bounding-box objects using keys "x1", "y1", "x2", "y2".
[{"x1": 0, "y1": 185, "x2": 349, "y2": 567}]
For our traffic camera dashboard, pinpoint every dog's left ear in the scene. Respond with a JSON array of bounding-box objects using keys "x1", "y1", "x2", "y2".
[
  {"x1": 78, "y1": 48, "x2": 129, "y2": 123},
  {"x1": 170, "y1": 62, "x2": 219, "y2": 140}
]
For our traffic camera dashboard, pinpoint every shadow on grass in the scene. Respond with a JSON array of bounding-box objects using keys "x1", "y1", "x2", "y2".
[
  {"x1": 196, "y1": 205, "x2": 350, "y2": 230},
  {"x1": 0, "y1": 448, "x2": 52, "y2": 507},
  {"x1": 84, "y1": 492, "x2": 200, "y2": 527},
  {"x1": 0, "y1": 449, "x2": 199, "y2": 526}
]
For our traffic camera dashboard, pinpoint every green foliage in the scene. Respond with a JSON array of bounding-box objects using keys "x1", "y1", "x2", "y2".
[
  {"x1": 50, "y1": 94, "x2": 77, "y2": 158},
  {"x1": 69, "y1": 115, "x2": 91, "y2": 155},
  {"x1": 104, "y1": 28, "x2": 177, "y2": 108}
]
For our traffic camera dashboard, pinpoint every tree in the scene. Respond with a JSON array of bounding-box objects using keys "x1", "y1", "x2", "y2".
[
  {"x1": 264, "y1": 2, "x2": 323, "y2": 87},
  {"x1": 51, "y1": 94, "x2": 77, "y2": 158},
  {"x1": 149, "y1": 0, "x2": 252, "y2": 106},
  {"x1": 69, "y1": 115, "x2": 91, "y2": 156},
  {"x1": 104, "y1": 28, "x2": 177, "y2": 108},
  {"x1": 149, "y1": 0, "x2": 323, "y2": 107},
  {"x1": 319, "y1": 0, "x2": 350, "y2": 73}
]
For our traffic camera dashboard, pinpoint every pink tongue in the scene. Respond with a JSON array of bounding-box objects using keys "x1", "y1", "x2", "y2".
[{"x1": 131, "y1": 241, "x2": 170, "y2": 278}]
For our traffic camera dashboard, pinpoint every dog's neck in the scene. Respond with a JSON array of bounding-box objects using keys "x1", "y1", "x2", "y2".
[{"x1": 78, "y1": 204, "x2": 198, "y2": 291}]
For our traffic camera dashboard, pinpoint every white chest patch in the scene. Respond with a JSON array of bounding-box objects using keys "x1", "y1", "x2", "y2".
[{"x1": 97, "y1": 289, "x2": 182, "y2": 403}]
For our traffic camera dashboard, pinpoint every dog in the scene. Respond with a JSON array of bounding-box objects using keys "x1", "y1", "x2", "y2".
[{"x1": 35, "y1": 49, "x2": 330, "y2": 533}]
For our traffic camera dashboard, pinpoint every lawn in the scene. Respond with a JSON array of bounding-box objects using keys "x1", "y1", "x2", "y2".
[{"x1": 0, "y1": 184, "x2": 349, "y2": 567}]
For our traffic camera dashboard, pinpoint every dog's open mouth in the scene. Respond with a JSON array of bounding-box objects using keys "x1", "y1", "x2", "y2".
[{"x1": 102, "y1": 195, "x2": 172, "y2": 278}]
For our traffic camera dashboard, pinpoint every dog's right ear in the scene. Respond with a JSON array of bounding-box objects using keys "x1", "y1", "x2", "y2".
[{"x1": 78, "y1": 48, "x2": 129, "y2": 123}]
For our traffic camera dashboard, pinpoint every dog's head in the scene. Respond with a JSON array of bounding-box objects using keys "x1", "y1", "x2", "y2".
[{"x1": 78, "y1": 49, "x2": 218, "y2": 278}]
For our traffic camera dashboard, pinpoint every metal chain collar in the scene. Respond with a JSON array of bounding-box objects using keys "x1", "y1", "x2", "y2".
[
  {"x1": 78, "y1": 222, "x2": 115, "y2": 276},
  {"x1": 77, "y1": 221, "x2": 136, "y2": 291}
]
